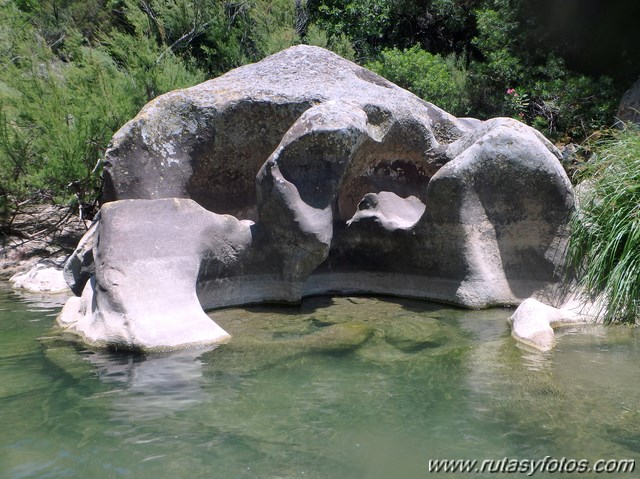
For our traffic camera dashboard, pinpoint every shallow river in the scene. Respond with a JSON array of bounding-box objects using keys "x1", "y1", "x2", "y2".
[{"x1": 1, "y1": 283, "x2": 638, "y2": 478}]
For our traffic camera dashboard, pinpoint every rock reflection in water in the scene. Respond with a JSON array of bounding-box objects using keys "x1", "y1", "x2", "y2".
[
  {"x1": 11, "y1": 288, "x2": 70, "y2": 311},
  {"x1": 83, "y1": 347, "x2": 217, "y2": 420}
]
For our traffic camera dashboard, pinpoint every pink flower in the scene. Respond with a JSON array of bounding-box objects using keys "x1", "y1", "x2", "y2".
[{"x1": 506, "y1": 88, "x2": 516, "y2": 95}]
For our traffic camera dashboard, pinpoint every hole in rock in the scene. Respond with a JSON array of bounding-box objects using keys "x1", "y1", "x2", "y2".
[{"x1": 337, "y1": 159, "x2": 432, "y2": 222}]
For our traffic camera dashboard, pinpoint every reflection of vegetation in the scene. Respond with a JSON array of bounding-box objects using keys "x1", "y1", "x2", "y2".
[{"x1": 568, "y1": 128, "x2": 640, "y2": 323}]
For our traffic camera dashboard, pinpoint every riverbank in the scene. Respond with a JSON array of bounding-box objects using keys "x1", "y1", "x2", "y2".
[{"x1": 0, "y1": 204, "x2": 87, "y2": 280}]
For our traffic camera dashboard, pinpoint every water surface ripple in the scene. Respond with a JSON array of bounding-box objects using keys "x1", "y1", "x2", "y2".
[{"x1": 1, "y1": 285, "x2": 638, "y2": 478}]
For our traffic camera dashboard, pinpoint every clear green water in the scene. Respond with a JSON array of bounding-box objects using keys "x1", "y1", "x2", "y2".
[{"x1": 1, "y1": 283, "x2": 639, "y2": 478}]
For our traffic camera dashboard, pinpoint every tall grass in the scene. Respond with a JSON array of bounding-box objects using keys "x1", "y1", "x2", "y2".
[{"x1": 567, "y1": 127, "x2": 640, "y2": 323}]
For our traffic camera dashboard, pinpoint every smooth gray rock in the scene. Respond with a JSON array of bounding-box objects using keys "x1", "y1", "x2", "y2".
[
  {"x1": 616, "y1": 78, "x2": 640, "y2": 125},
  {"x1": 422, "y1": 117, "x2": 573, "y2": 306},
  {"x1": 58, "y1": 199, "x2": 252, "y2": 351},
  {"x1": 60, "y1": 46, "x2": 575, "y2": 350},
  {"x1": 10, "y1": 259, "x2": 70, "y2": 294},
  {"x1": 509, "y1": 297, "x2": 593, "y2": 351},
  {"x1": 347, "y1": 192, "x2": 426, "y2": 230}
]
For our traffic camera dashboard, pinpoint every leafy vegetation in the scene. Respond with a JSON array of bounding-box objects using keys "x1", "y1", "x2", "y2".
[
  {"x1": 366, "y1": 45, "x2": 469, "y2": 115},
  {"x1": 0, "y1": 0, "x2": 205, "y2": 231},
  {"x1": 468, "y1": 0, "x2": 619, "y2": 140},
  {"x1": 567, "y1": 127, "x2": 640, "y2": 323},
  {"x1": 0, "y1": 0, "x2": 636, "y2": 235}
]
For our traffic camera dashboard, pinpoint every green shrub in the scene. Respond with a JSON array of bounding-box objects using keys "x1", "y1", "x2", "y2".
[
  {"x1": 247, "y1": 0, "x2": 301, "y2": 57},
  {"x1": 531, "y1": 73, "x2": 617, "y2": 140},
  {"x1": 567, "y1": 127, "x2": 640, "y2": 323},
  {"x1": 0, "y1": 1, "x2": 205, "y2": 227},
  {"x1": 472, "y1": 5, "x2": 523, "y2": 86},
  {"x1": 312, "y1": 0, "x2": 391, "y2": 59},
  {"x1": 304, "y1": 24, "x2": 356, "y2": 61},
  {"x1": 366, "y1": 45, "x2": 470, "y2": 116},
  {"x1": 469, "y1": 1, "x2": 619, "y2": 141}
]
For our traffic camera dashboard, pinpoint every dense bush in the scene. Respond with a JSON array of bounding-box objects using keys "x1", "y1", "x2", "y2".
[
  {"x1": 366, "y1": 45, "x2": 470, "y2": 116},
  {"x1": 324, "y1": 0, "x2": 622, "y2": 141},
  {"x1": 0, "y1": 1, "x2": 205, "y2": 231},
  {"x1": 308, "y1": 0, "x2": 392, "y2": 59},
  {"x1": 308, "y1": 0, "x2": 479, "y2": 60},
  {"x1": 468, "y1": 0, "x2": 618, "y2": 140},
  {"x1": 567, "y1": 127, "x2": 640, "y2": 323}
]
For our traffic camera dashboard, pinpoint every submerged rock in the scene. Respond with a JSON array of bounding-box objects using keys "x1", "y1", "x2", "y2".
[
  {"x1": 203, "y1": 296, "x2": 468, "y2": 371},
  {"x1": 59, "y1": 46, "x2": 575, "y2": 351}
]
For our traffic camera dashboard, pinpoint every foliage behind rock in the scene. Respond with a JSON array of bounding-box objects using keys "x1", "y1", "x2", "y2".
[{"x1": 0, "y1": 0, "x2": 634, "y2": 231}]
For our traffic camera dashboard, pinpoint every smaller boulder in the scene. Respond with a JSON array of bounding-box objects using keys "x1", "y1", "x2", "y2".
[
  {"x1": 10, "y1": 259, "x2": 70, "y2": 294},
  {"x1": 509, "y1": 297, "x2": 592, "y2": 351},
  {"x1": 57, "y1": 198, "x2": 253, "y2": 351}
]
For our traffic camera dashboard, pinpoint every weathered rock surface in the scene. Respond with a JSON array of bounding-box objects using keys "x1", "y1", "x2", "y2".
[
  {"x1": 59, "y1": 199, "x2": 251, "y2": 350},
  {"x1": 307, "y1": 117, "x2": 572, "y2": 307},
  {"x1": 616, "y1": 78, "x2": 640, "y2": 125},
  {"x1": 101, "y1": 46, "x2": 467, "y2": 219},
  {"x1": 10, "y1": 259, "x2": 70, "y2": 293},
  {"x1": 59, "y1": 45, "x2": 575, "y2": 351}
]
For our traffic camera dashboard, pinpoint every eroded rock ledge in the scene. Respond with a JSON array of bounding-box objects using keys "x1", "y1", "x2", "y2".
[{"x1": 58, "y1": 46, "x2": 575, "y2": 351}]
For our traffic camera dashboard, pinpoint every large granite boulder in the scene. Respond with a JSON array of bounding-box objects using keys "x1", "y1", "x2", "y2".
[
  {"x1": 59, "y1": 46, "x2": 574, "y2": 351},
  {"x1": 101, "y1": 46, "x2": 466, "y2": 220}
]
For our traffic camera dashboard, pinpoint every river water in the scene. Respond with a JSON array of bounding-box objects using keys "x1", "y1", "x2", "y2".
[{"x1": 1, "y1": 283, "x2": 638, "y2": 478}]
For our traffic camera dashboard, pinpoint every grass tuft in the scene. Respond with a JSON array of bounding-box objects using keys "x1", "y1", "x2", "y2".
[{"x1": 568, "y1": 126, "x2": 640, "y2": 323}]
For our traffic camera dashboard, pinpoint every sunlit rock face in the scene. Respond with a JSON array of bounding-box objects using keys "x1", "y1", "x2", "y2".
[{"x1": 58, "y1": 45, "x2": 574, "y2": 351}]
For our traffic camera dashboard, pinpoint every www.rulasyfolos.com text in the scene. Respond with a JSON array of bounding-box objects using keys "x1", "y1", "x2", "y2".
[{"x1": 428, "y1": 456, "x2": 636, "y2": 475}]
